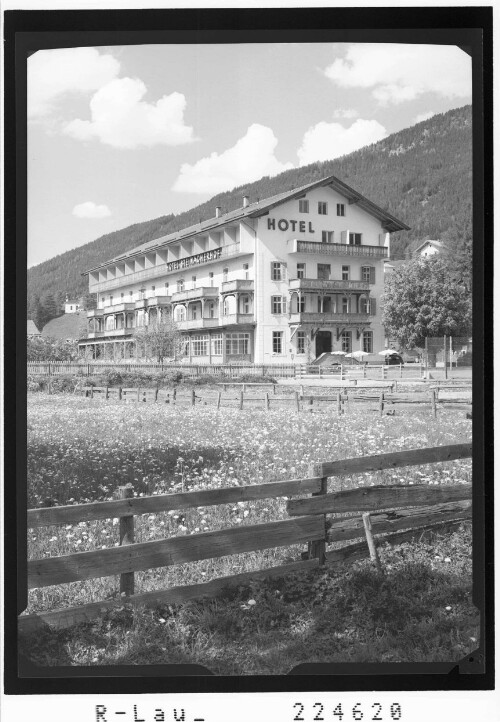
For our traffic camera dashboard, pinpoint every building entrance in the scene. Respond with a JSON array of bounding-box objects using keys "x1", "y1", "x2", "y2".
[{"x1": 315, "y1": 330, "x2": 332, "y2": 357}]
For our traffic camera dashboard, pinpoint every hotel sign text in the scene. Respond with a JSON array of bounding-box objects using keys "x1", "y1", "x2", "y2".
[
  {"x1": 267, "y1": 218, "x2": 315, "y2": 233},
  {"x1": 166, "y1": 247, "x2": 222, "y2": 272}
]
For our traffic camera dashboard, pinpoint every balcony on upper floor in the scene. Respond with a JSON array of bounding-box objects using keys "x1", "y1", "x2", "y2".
[
  {"x1": 220, "y1": 279, "x2": 254, "y2": 294},
  {"x1": 86, "y1": 331, "x2": 104, "y2": 339},
  {"x1": 287, "y1": 239, "x2": 388, "y2": 259},
  {"x1": 219, "y1": 313, "x2": 255, "y2": 327},
  {"x1": 171, "y1": 287, "x2": 220, "y2": 304},
  {"x1": 146, "y1": 295, "x2": 172, "y2": 307},
  {"x1": 289, "y1": 278, "x2": 371, "y2": 294},
  {"x1": 175, "y1": 318, "x2": 222, "y2": 331},
  {"x1": 87, "y1": 308, "x2": 105, "y2": 318},
  {"x1": 101, "y1": 302, "x2": 136, "y2": 314},
  {"x1": 103, "y1": 328, "x2": 132, "y2": 338},
  {"x1": 288, "y1": 311, "x2": 371, "y2": 325}
]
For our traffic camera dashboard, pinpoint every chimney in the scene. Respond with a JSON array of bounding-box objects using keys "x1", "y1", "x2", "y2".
[
  {"x1": 215, "y1": 206, "x2": 221, "y2": 218},
  {"x1": 243, "y1": 196, "x2": 249, "y2": 208}
]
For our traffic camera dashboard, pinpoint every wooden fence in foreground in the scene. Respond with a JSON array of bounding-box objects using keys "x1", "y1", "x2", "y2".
[
  {"x1": 76, "y1": 384, "x2": 472, "y2": 417},
  {"x1": 20, "y1": 442, "x2": 472, "y2": 635}
]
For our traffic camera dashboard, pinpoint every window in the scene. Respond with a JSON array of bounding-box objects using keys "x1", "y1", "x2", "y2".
[
  {"x1": 362, "y1": 331, "x2": 373, "y2": 354},
  {"x1": 121, "y1": 293, "x2": 124, "y2": 300},
  {"x1": 223, "y1": 298, "x2": 230, "y2": 316},
  {"x1": 180, "y1": 339, "x2": 190, "y2": 356},
  {"x1": 151, "y1": 285, "x2": 155, "y2": 292},
  {"x1": 342, "y1": 265, "x2": 350, "y2": 281},
  {"x1": 223, "y1": 267, "x2": 229, "y2": 282},
  {"x1": 317, "y1": 263, "x2": 331, "y2": 280},
  {"x1": 176, "y1": 306, "x2": 186, "y2": 322},
  {"x1": 341, "y1": 331, "x2": 352, "y2": 353},
  {"x1": 271, "y1": 296, "x2": 286, "y2": 314},
  {"x1": 271, "y1": 261, "x2": 282, "y2": 281},
  {"x1": 318, "y1": 201, "x2": 328, "y2": 215},
  {"x1": 362, "y1": 266, "x2": 376, "y2": 284},
  {"x1": 241, "y1": 295, "x2": 250, "y2": 314},
  {"x1": 226, "y1": 332, "x2": 250, "y2": 355},
  {"x1": 207, "y1": 301, "x2": 216, "y2": 318},
  {"x1": 129, "y1": 291, "x2": 133, "y2": 299},
  {"x1": 298, "y1": 295, "x2": 306, "y2": 313},
  {"x1": 211, "y1": 334, "x2": 223, "y2": 356},
  {"x1": 337, "y1": 203, "x2": 345, "y2": 216},
  {"x1": 191, "y1": 304, "x2": 198, "y2": 320},
  {"x1": 299, "y1": 199, "x2": 309, "y2": 213},
  {"x1": 297, "y1": 331, "x2": 306, "y2": 354},
  {"x1": 297, "y1": 263, "x2": 306, "y2": 279},
  {"x1": 321, "y1": 230, "x2": 334, "y2": 243},
  {"x1": 164, "y1": 282, "x2": 169, "y2": 293},
  {"x1": 209, "y1": 272, "x2": 214, "y2": 287},
  {"x1": 109, "y1": 296, "x2": 113, "y2": 305},
  {"x1": 360, "y1": 296, "x2": 370, "y2": 314},
  {"x1": 191, "y1": 276, "x2": 196, "y2": 288},
  {"x1": 342, "y1": 296, "x2": 349, "y2": 313},
  {"x1": 177, "y1": 279, "x2": 184, "y2": 293},
  {"x1": 191, "y1": 335, "x2": 208, "y2": 356},
  {"x1": 243, "y1": 263, "x2": 249, "y2": 280},
  {"x1": 349, "y1": 232, "x2": 362, "y2": 245},
  {"x1": 272, "y1": 331, "x2": 283, "y2": 354}
]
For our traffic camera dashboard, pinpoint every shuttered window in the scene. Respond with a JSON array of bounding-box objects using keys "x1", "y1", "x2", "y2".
[{"x1": 362, "y1": 266, "x2": 376, "y2": 283}]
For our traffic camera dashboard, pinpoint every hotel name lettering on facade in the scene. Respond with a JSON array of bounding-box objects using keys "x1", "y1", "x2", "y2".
[
  {"x1": 267, "y1": 218, "x2": 315, "y2": 233},
  {"x1": 166, "y1": 247, "x2": 223, "y2": 272}
]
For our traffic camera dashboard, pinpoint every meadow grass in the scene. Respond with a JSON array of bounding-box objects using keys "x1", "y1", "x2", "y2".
[{"x1": 23, "y1": 392, "x2": 475, "y2": 670}]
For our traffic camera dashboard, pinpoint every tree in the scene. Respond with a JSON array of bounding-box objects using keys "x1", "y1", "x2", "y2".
[
  {"x1": 27, "y1": 335, "x2": 79, "y2": 361},
  {"x1": 41, "y1": 292, "x2": 59, "y2": 322},
  {"x1": 382, "y1": 256, "x2": 472, "y2": 350},
  {"x1": 133, "y1": 318, "x2": 183, "y2": 362},
  {"x1": 30, "y1": 295, "x2": 48, "y2": 331}
]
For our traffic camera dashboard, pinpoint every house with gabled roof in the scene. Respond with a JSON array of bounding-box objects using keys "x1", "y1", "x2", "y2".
[{"x1": 79, "y1": 173, "x2": 409, "y2": 363}]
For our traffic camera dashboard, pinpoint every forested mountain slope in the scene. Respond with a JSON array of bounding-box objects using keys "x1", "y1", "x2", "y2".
[{"x1": 28, "y1": 104, "x2": 471, "y2": 306}]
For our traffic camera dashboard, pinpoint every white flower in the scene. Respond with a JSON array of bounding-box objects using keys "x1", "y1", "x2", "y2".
[
  {"x1": 444, "y1": 557, "x2": 451, "y2": 563},
  {"x1": 247, "y1": 599, "x2": 257, "y2": 606}
]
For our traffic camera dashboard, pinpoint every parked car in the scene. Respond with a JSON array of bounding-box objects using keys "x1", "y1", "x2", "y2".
[{"x1": 385, "y1": 353, "x2": 404, "y2": 366}]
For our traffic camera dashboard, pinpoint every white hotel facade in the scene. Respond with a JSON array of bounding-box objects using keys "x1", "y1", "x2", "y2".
[{"x1": 79, "y1": 174, "x2": 409, "y2": 364}]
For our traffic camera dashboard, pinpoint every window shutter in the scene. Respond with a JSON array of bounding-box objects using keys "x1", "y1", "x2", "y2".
[
  {"x1": 340, "y1": 231, "x2": 347, "y2": 244},
  {"x1": 282, "y1": 296, "x2": 287, "y2": 314},
  {"x1": 370, "y1": 298, "x2": 376, "y2": 315},
  {"x1": 370, "y1": 266, "x2": 376, "y2": 284},
  {"x1": 282, "y1": 262, "x2": 288, "y2": 281}
]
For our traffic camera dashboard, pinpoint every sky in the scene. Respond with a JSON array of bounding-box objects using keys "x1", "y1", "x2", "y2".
[{"x1": 27, "y1": 42, "x2": 472, "y2": 267}]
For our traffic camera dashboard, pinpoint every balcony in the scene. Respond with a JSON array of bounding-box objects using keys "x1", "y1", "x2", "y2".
[
  {"x1": 289, "y1": 278, "x2": 371, "y2": 293},
  {"x1": 171, "y1": 287, "x2": 219, "y2": 303},
  {"x1": 287, "y1": 239, "x2": 388, "y2": 258},
  {"x1": 175, "y1": 318, "x2": 221, "y2": 331},
  {"x1": 221, "y1": 279, "x2": 254, "y2": 294},
  {"x1": 219, "y1": 313, "x2": 255, "y2": 327},
  {"x1": 86, "y1": 308, "x2": 105, "y2": 318},
  {"x1": 86, "y1": 331, "x2": 104, "y2": 338},
  {"x1": 288, "y1": 312, "x2": 371, "y2": 325},
  {"x1": 88, "y1": 243, "x2": 244, "y2": 292},
  {"x1": 147, "y1": 295, "x2": 172, "y2": 307},
  {"x1": 103, "y1": 328, "x2": 132, "y2": 337},
  {"x1": 102, "y1": 302, "x2": 136, "y2": 314}
]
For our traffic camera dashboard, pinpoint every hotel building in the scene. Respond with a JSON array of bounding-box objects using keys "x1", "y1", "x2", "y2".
[{"x1": 79, "y1": 174, "x2": 409, "y2": 364}]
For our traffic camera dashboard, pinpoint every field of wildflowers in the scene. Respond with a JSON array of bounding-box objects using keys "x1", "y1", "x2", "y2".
[{"x1": 23, "y1": 392, "x2": 476, "y2": 670}]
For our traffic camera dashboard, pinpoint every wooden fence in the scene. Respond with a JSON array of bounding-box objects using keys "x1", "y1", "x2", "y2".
[
  {"x1": 27, "y1": 361, "x2": 425, "y2": 381},
  {"x1": 75, "y1": 384, "x2": 472, "y2": 416},
  {"x1": 20, "y1": 442, "x2": 472, "y2": 635}
]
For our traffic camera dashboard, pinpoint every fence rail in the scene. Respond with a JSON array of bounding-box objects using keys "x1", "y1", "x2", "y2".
[{"x1": 20, "y1": 442, "x2": 472, "y2": 634}]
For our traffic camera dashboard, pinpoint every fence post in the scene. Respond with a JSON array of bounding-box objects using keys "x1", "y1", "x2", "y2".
[
  {"x1": 118, "y1": 387, "x2": 122, "y2": 401},
  {"x1": 87, "y1": 363, "x2": 91, "y2": 377},
  {"x1": 308, "y1": 464, "x2": 327, "y2": 565},
  {"x1": 400, "y1": 363, "x2": 403, "y2": 379},
  {"x1": 239, "y1": 389, "x2": 244, "y2": 410},
  {"x1": 431, "y1": 389, "x2": 437, "y2": 418},
  {"x1": 295, "y1": 391, "x2": 300, "y2": 414},
  {"x1": 154, "y1": 388, "x2": 159, "y2": 402},
  {"x1": 362, "y1": 512, "x2": 383, "y2": 575},
  {"x1": 379, "y1": 392, "x2": 384, "y2": 416},
  {"x1": 340, "y1": 364, "x2": 343, "y2": 381},
  {"x1": 105, "y1": 386, "x2": 109, "y2": 400},
  {"x1": 337, "y1": 392, "x2": 342, "y2": 416},
  {"x1": 265, "y1": 392, "x2": 270, "y2": 411},
  {"x1": 217, "y1": 391, "x2": 222, "y2": 410},
  {"x1": 115, "y1": 484, "x2": 135, "y2": 596},
  {"x1": 192, "y1": 389, "x2": 196, "y2": 407},
  {"x1": 173, "y1": 387, "x2": 177, "y2": 404}
]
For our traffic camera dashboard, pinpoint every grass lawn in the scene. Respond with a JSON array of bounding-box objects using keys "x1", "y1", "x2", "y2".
[{"x1": 22, "y1": 392, "x2": 475, "y2": 671}]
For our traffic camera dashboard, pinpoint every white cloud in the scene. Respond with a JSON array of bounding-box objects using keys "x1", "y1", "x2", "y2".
[
  {"x1": 172, "y1": 124, "x2": 293, "y2": 194},
  {"x1": 324, "y1": 44, "x2": 471, "y2": 105},
  {"x1": 72, "y1": 202, "x2": 112, "y2": 219},
  {"x1": 63, "y1": 78, "x2": 196, "y2": 149},
  {"x1": 28, "y1": 48, "x2": 120, "y2": 119},
  {"x1": 413, "y1": 110, "x2": 436, "y2": 124},
  {"x1": 332, "y1": 108, "x2": 359, "y2": 120},
  {"x1": 297, "y1": 119, "x2": 387, "y2": 166}
]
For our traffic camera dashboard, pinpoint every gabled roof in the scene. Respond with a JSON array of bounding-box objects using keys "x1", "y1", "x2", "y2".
[
  {"x1": 413, "y1": 239, "x2": 444, "y2": 254},
  {"x1": 85, "y1": 173, "x2": 410, "y2": 274}
]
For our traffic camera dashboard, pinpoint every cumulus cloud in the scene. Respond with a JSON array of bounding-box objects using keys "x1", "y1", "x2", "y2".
[
  {"x1": 172, "y1": 124, "x2": 293, "y2": 194},
  {"x1": 413, "y1": 110, "x2": 436, "y2": 124},
  {"x1": 332, "y1": 108, "x2": 359, "y2": 120},
  {"x1": 63, "y1": 78, "x2": 196, "y2": 149},
  {"x1": 324, "y1": 44, "x2": 471, "y2": 105},
  {"x1": 72, "y1": 202, "x2": 112, "y2": 219},
  {"x1": 28, "y1": 47, "x2": 120, "y2": 119},
  {"x1": 297, "y1": 119, "x2": 387, "y2": 166}
]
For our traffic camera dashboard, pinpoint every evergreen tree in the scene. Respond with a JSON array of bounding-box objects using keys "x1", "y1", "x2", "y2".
[
  {"x1": 42, "y1": 292, "x2": 58, "y2": 321},
  {"x1": 31, "y1": 296, "x2": 47, "y2": 331}
]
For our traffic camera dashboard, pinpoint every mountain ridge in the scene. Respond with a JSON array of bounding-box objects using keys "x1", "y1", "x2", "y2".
[{"x1": 28, "y1": 104, "x2": 472, "y2": 306}]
